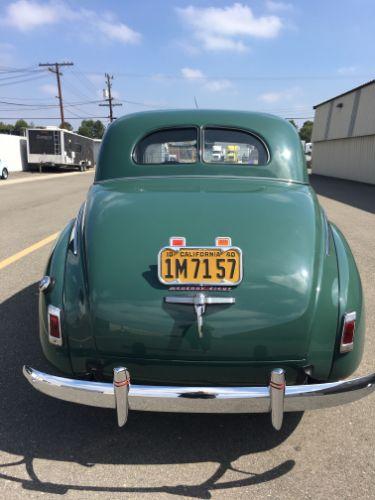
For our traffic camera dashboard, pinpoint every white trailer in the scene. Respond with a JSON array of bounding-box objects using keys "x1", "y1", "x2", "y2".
[{"x1": 27, "y1": 127, "x2": 96, "y2": 171}]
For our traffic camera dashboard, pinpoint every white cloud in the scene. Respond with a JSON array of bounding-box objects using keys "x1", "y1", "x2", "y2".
[
  {"x1": 205, "y1": 79, "x2": 232, "y2": 92},
  {"x1": 181, "y1": 67, "x2": 205, "y2": 80},
  {"x1": 110, "y1": 89, "x2": 120, "y2": 99},
  {"x1": 86, "y1": 73, "x2": 104, "y2": 86},
  {"x1": 258, "y1": 87, "x2": 301, "y2": 103},
  {"x1": 2, "y1": 0, "x2": 141, "y2": 44},
  {"x1": 181, "y1": 67, "x2": 233, "y2": 92},
  {"x1": 200, "y1": 35, "x2": 247, "y2": 52},
  {"x1": 176, "y1": 3, "x2": 283, "y2": 52},
  {"x1": 97, "y1": 19, "x2": 140, "y2": 44},
  {"x1": 40, "y1": 83, "x2": 57, "y2": 96},
  {"x1": 337, "y1": 66, "x2": 357, "y2": 75},
  {"x1": 266, "y1": 1, "x2": 293, "y2": 12},
  {"x1": 3, "y1": 0, "x2": 73, "y2": 31},
  {"x1": 259, "y1": 91, "x2": 284, "y2": 103}
]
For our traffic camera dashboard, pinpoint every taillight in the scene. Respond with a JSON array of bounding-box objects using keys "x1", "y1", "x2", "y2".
[
  {"x1": 340, "y1": 311, "x2": 356, "y2": 353},
  {"x1": 170, "y1": 237, "x2": 186, "y2": 247},
  {"x1": 215, "y1": 237, "x2": 232, "y2": 247},
  {"x1": 48, "y1": 305, "x2": 62, "y2": 346}
]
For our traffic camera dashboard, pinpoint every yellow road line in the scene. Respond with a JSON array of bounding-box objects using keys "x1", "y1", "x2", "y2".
[{"x1": 0, "y1": 232, "x2": 60, "y2": 271}]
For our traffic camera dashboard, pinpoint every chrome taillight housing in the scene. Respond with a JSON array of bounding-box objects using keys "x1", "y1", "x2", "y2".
[
  {"x1": 340, "y1": 311, "x2": 356, "y2": 353},
  {"x1": 48, "y1": 305, "x2": 62, "y2": 346}
]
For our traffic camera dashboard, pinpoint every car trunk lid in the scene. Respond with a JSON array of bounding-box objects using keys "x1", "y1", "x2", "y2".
[{"x1": 84, "y1": 176, "x2": 322, "y2": 363}]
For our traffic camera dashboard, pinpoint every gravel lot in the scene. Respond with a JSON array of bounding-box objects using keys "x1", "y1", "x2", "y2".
[{"x1": 0, "y1": 172, "x2": 373, "y2": 499}]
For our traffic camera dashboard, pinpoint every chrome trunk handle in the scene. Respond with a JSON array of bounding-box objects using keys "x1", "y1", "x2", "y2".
[{"x1": 164, "y1": 294, "x2": 235, "y2": 338}]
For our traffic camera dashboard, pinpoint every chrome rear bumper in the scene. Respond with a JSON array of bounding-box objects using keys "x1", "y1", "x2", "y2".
[{"x1": 23, "y1": 366, "x2": 375, "y2": 430}]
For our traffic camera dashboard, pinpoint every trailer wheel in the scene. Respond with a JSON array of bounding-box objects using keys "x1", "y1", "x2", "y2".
[{"x1": 1, "y1": 167, "x2": 8, "y2": 180}]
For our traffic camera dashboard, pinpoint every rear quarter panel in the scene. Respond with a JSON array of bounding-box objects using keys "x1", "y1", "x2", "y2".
[{"x1": 329, "y1": 224, "x2": 365, "y2": 380}]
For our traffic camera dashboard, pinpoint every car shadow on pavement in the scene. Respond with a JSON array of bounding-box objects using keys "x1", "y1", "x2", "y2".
[
  {"x1": 0, "y1": 283, "x2": 302, "y2": 497},
  {"x1": 310, "y1": 174, "x2": 375, "y2": 214}
]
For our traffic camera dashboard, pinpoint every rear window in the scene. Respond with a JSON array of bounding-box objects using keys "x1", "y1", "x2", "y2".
[
  {"x1": 134, "y1": 128, "x2": 198, "y2": 164},
  {"x1": 203, "y1": 128, "x2": 268, "y2": 165}
]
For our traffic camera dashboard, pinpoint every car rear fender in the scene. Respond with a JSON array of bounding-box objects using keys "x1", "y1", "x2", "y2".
[
  {"x1": 328, "y1": 224, "x2": 365, "y2": 380},
  {"x1": 303, "y1": 207, "x2": 340, "y2": 381},
  {"x1": 39, "y1": 219, "x2": 75, "y2": 374},
  {"x1": 61, "y1": 202, "x2": 99, "y2": 376}
]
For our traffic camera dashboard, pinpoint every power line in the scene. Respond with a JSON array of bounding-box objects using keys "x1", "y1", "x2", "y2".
[
  {"x1": 70, "y1": 68, "x2": 98, "y2": 98},
  {"x1": 0, "y1": 65, "x2": 42, "y2": 73},
  {"x1": 0, "y1": 116, "x2": 108, "y2": 120},
  {"x1": 80, "y1": 70, "x2": 375, "y2": 82},
  {"x1": 0, "y1": 98, "x2": 103, "y2": 108},
  {"x1": 0, "y1": 71, "x2": 44, "y2": 82},
  {"x1": 0, "y1": 74, "x2": 47, "y2": 87},
  {"x1": 117, "y1": 98, "x2": 163, "y2": 108},
  {"x1": 64, "y1": 74, "x2": 97, "y2": 101},
  {"x1": 39, "y1": 61, "x2": 74, "y2": 124},
  {"x1": 0, "y1": 95, "x2": 59, "y2": 101},
  {"x1": 64, "y1": 108, "x2": 87, "y2": 120}
]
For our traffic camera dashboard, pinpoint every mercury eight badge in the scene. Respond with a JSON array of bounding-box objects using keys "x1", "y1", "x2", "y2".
[{"x1": 23, "y1": 110, "x2": 375, "y2": 430}]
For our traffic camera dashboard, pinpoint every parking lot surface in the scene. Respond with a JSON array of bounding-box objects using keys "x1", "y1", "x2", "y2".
[{"x1": 0, "y1": 173, "x2": 374, "y2": 499}]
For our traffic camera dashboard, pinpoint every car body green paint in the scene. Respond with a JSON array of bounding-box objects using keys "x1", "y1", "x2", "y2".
[{"x1": 40, "y1": 110, "x2": 364, "y2": 386}]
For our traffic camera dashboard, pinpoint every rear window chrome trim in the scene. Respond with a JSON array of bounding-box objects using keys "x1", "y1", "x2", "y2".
[
  {"x1": 202, "y1": 125, "x2": 270, "y2": 166},
  {"x1": 132, "y1": 125, "x2": 200, "y2": 165},
  {"x1": 132, "y1": 125, "x2": 270, "y2": 167}
]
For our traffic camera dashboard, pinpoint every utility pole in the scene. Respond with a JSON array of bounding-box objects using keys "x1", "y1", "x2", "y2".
[
  {"x1": 99, "y1": 73, "x2": 122, "y2": 122},
  {"x1": 39, "y1": 61, "x2": 73, "y2": 125}
]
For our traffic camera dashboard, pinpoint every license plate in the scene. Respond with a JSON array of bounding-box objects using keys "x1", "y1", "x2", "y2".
[{"x1": 158, "y1": 246, "x2": 242, "y2": 286}]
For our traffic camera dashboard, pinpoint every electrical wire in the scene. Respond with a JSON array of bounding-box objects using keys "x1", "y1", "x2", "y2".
[
  {"x1": 0, "y1": 74, "x2": 47, "y2": 87},
  {"x1": 0, "y1": 95, "x2": 58, "y2": 101},
  {"x1": 79, "y1": 71, "x2": 375, "y2": 82},
  {"x1": 63, "y1": 75, "x2": 97, "y2": 102},
  {"x1": 117, "y1": 98, "x2": 162, "y2": 108},
  {"x1": 0, "y1": 98, "x2": 104, "y2": 107},
  {"x1": 0, "y1": 116, "x2": 108, "y2": 120},
  {"x1": 0, "y1": 71, "x2": 44, "y2": 83},
  {"x1": 70, "y1": 68, "x2": 99, "y2": 97},
  {"x1": 64, "y1": 108, "x2": 86, "y2": 120},
  {"x1": 0, "y1": 65, "x2": 41, "y2": 73}
]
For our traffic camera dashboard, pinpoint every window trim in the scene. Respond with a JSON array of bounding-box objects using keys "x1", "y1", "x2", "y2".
[
  {"x1": 132, "y1": 125, "x2": 200, "y2": 165},
  {"x1": 132, "y1": 124, "x2": 270, "y2": 166},
  {"x1": 202, "y1": 125, "x2": 270, "y2": 166}
]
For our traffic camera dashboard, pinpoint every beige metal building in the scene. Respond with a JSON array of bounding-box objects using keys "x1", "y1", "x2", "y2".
[{"x1": 312, "y1": 80, "x2": 375, "y2": 184}]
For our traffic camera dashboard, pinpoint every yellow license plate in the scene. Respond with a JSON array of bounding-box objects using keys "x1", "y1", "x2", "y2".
[{"x1": 158, "y1": 247, "x2": 242, "y2": 286}]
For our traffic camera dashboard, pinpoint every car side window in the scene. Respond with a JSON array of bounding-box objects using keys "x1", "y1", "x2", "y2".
[
  {"x1": 203, "y1": 128, "x2": 268, "y2": 165},
  {"x1": 134, "y1": 128, "x2": 198, "y2": 164}
]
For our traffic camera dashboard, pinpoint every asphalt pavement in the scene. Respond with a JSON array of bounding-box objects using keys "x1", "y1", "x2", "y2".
[{"x1": 0, "y1": 172, "x2": 374, "y2": 499}]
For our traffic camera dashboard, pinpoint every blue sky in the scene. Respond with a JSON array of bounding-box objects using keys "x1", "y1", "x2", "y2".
[{"x1": 0, "y1": 0, "x2": 374, "y2": 128}]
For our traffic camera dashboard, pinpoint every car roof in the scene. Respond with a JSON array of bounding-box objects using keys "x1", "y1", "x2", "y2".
[{"x1": 95, "y1": 109, "x2": 307, "y2": 184}]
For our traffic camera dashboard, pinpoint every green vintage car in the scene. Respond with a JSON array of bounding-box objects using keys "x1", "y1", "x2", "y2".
[{"x1": 24, "y1": 110, "x2": 375, "y2": 430}]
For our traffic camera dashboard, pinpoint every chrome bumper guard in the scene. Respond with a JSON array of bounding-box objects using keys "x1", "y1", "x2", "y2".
[{"x1": 23, "y1": 366, "x2": 375, "y2": 430}]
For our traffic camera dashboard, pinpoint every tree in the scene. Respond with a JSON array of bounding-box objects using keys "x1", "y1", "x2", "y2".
[
  {"x1": 77, "y1": 119, "x2": 105, "y2": 139},
  {"x1": 288, "y1": 119, "x2": 298, "y2": 129},
  {"x1": 14, "y1": 119, "x2": 29, "y2": 135},
  {"x1": 0, "y1": 122, "x2": 14, "y2": 134},
  {"x1": 299, "y1": 120, "x2": 313, "y2": 143},
  {"x1": 60, "y1": 121, "x2": 73, "y2": 131}
]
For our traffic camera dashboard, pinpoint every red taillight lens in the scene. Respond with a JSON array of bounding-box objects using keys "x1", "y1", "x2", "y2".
[
  {"x1": 340, "y1": 312, "x2": 356, "y2": 353},
  {"x1": 215, "y1": 237, "x2": 232, "y2": 247},
  {"x1": 49, "y1": 314, "x2": 60, "y2": 338},
  {"x1": 48, "y1": 305, "x2": 62, "y2": 346},
  {"x1": 170, "y1": 237, "x2": 186, "y2": 247}
]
